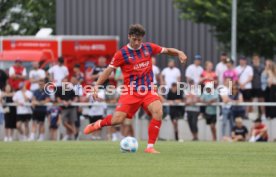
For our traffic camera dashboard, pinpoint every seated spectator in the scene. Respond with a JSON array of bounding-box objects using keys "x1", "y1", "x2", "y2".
[
  {"x1": 47, "y1": 104, "x2": 62, "y2": 141},
  {"x1": 223, "y1": 117, "x2": 248, "y2": 142},
  {"x1": 223, "y1": 58, "x2": 238, "y2": 84},
  {"x1": 3, "y1": 84, "x2": 16, "y2": 142},
  {"x1": 200, "y1": 83, "x2": 218, "y2": 141},
  {"x1": 8, "y1": 60, "x2": 27, "y2": 91},
  {"x1": 249, "y1": 118, "x2": 268, "y2": 142},
  {"x1": 30, "y1": 79, "x2": 50, "y2": 141},
  {"x1": 166, "y1": 83, "x2": 185, "y2": 141},
  {"x1": 13, "y1": 82, "x2": 33, "y2": 141},
  {"x1": 185, "y1": 80, "x2": 200, "y2": 141}
]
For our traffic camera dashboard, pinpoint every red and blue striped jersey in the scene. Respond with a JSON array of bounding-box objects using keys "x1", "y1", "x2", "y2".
[{"x1": 109, "y1": 42, "x2": 164, "y2": 91}]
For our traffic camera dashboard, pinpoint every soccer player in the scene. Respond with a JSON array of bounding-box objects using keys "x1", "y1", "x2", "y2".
[{"x1": 84, "y1": 24, "x2": 187, "y2": 153}]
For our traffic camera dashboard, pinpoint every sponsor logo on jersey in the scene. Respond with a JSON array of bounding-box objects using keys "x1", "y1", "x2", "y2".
[{"x1": 133, "y1": 61, "x2": 150, "y2": 70}]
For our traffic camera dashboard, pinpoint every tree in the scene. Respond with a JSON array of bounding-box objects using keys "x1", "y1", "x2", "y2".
[
  {"x1": 174, "y1": 0, "x2": 276, "y2": 58},
  {"x1": 0, "y1": 0, "x2": 55, "y2": 35}
]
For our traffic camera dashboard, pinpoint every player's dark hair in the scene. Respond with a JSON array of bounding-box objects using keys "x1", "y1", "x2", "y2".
[{"x1": 128, "y1": 24, "x2": 146, "y2": 37}]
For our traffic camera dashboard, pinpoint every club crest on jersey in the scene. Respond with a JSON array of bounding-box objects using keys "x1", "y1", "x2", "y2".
[{"x1": 144, "y1": 50, "x2": 149, "y2": 57}]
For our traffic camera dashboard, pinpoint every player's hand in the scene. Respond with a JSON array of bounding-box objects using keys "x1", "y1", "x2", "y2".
[{"x1": 178, "y1": 51, "x2": 187, "y2": 63}]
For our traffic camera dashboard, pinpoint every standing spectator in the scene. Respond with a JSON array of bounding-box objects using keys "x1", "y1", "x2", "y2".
[
  {"x1": 161, "y1": 59, "x2": 181, "y2": 89},
  {"x1": 48, "y1": 57, "x2": 69, "y2": 87},
  {"x1": 215, "y1": 53, "x2": 228, "y2": 85},
  {"x1": 200, "y1": 83, "x2": 219, "y2": 141},
  {"x1": 29, "y1": 79, "x2": 50, "y2": 141},
  {"x1": 29, "y1": 62, "x2": 46, "y2": 92},
  {"x1": 223, "y1": 58, "x2": 238, "y2": 84},
  {"x1": 261, "y1": 60, "x2": 274, "y2": 119},
  {"x1": 166, "y1": 83, "x2": 185, "y2": 141},
  {"x1": 152, "y1": 57, "x2": 160, "y2": 85},
  {"x1": 3, "y1": 84, "x2": 16, "y2": 142},
  {"x1": 185, "y1": 54, "x2": 203, "y2": 86},
  {"x1": 200, "y1": 61, "x2": 217, "y2": 86},
  {"x1": 47, "y1": 105, "x2": 61, "y2": 141},
  {"x1": 229, "y1": 84, "x2": 245, "y2": 120},
  {"x1": 84, "y1": 62, "x2": 95, "y2": 85},
  {"x1": 8, "y1": 60, "x2": 27, "y2": 91},
  {"x1": 73, "y1": 64, "x2": 84, "y2": 85},
  {"x1": 86, "y1": 90, "x2": 107, "y2": 140},
  {"x1": 0, "y1": 89, "x2": 4, "y2": 133},
  {"x1": 266, "y1": 61, "x2": 276, "y2": 118},
  {"x1": 56, "y1": 78, "x2": 78, "y2": 141},
  {"x1": 235, "y1": 56, "x2": 254, "y2": 114},
  {"x1": 185, "y1": 80, "x2": 200, "y2": 141},
  {"x1": 91, "y1": 56, "x2": 110, "y2": 87},
  {"x1": 223, "y1": 117, "x2": 248, "y2": 142},
  {"x1": 249, "y1": 118, "x2": 268, "y2": 142},
  {"x1": 13, "y1": 83, "x2": 33, "y2": 141},
  {"x1": 251, "y1": 54, "x2": 265, "y2": 118},
  {"x1": 0, "y1": 69, "x2": 8, "y2": 91}
]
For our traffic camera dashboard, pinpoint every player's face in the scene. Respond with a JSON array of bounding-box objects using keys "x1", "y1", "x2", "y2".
[{"x1": 128, "y1": 35, "x2": 143, "y2": 49}]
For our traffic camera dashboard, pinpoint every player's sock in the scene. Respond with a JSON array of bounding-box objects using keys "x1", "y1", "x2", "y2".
[
  {"x1": 147, "y1": 118, "x2": 162, "y2": 147},
  {"x1": 100, "y1": 114, "x2": 112, "y2": 127}
]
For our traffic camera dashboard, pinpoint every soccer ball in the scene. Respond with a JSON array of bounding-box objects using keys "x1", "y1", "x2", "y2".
[{"x1": 120, "y1": 136, "x2": 139, "y2": 153}]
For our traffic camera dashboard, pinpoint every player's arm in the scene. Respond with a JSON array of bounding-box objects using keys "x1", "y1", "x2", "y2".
[{"x1": 162, "y1": 48, "x2": 187, "y2": 63}]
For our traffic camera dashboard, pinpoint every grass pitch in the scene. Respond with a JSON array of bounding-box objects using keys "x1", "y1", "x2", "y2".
[{"x1": 0, "y1": 141, "x2": 275, "y2": 177}]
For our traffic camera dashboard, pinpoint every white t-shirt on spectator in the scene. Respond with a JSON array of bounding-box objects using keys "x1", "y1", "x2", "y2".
[
  {"x1": 215, "y1": 62, "x2": 227, "y2": 85},
  {"x1": 88, "y1": 102, "x2": 107, "y2": 116},
  {"x1": 13, "y1": 90, "x2": 33, "y2": 115},
  {"x1": 9, "y1": 67, "x2": 27, "y2": 77},
  {"x1": 152, "y1": 65, "x2": 160, "y2": 84},
  {"x1": 235, "y1": 65, "x2": 253, "y2": 89},
  {"x1": 29, "y1": 69, "x2": 46, "y2": 91},
  {"x1": 48, "y1": 65, "x2": 69, "y2": 86},
  {"x1": 185, "y1": 64, "x2": 203, "y2": 85},
  {"x1": 161, "y1": 67, "x2": 181, "y2": 89}
]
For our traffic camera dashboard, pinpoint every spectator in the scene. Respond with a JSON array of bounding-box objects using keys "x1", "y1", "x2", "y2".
[
  {"x1": 29, "y1": 79, "x2": 50, "y2": 141},
  {"x1": 47, "y1": 104, "x2": 61, "y2": 141},
  {"x1": 56, "y1": 78, "x2": 78, "y2": 141},
  {"x1": 251, "y1": 55, "x2": 265, "y2": 119},
  {"x1": 3, "y1": 84, "x2": 16, "y2": 142},
  {"x1": 161, "y1": 59, "x2": 181, "y2": 89},
  {"x1": 266, "y1": 60, "x2": 276, "y2": 118},
  {"x1": 29, "y1": 62, "x2": 46, "y2": 92},
  {"x1": 185, "y1": 54, "x2": 203, "y2": 86},
  {"x1": 8, "y1": 60, "x2": 27, "y2": 91},
  {"x1": 0, "y1": 69, "x2": 8, "y2": 91},
  {"x1": 185, "y1": 80, "x2": 200, "y2": 141},
  {"x1": 220, "y1": 78, "x2": 234, "y2": 137},
  {"x1": 249, "y1": 118, "x2": 268, "y2": 142},
  {"x1": 73, "y1": 64, "x2": 84, "y2": 85},
  {"x1": 200, "y1": 83, "x2": 218, "y2": 141},
  {"x1": 152, "y1": 57, "x2": 160, "y2": 85},
  {"x1": 215, "y1": 53, "x2": 228, "y2": 85},
  {"x1": 86, "y1": 90, "x2": 107, "y2": 140},
  {"x1": 0, "y1": 89, "x2": 4, "y2": 133},
  {"x1": 223, "y1": 58, "x2": 238, "y2": 84},
  {"x1": 166, "y1": 83, "x2": 185, "y2": 141},
  {"x1": 13, "y1": 83, "x2": 33, "y2": 141},
  {"x1": 229, "y1": 84, "x2": 245, "y2": 120},
  {"x1": 84, "y1": 62, "x2": 95, "y2": 85},
  {"x1": 236, "y1": 56, "x2": 253, "y2": 115},
  {"x1": 48, "y1": 57, "x2": 69, "y2": 87},
  {"x1": 223, "y1": 117, "x2": 248, "y2": 142},
  {"x1": 91, "y1": 56, "x2": 110, "y2": 87},
  {"x1": 200, "y1": 61, "x2": 217, "y2": 86},
  {"x1": 261, "y1": 59, "x2": 274, "y2": 119}
]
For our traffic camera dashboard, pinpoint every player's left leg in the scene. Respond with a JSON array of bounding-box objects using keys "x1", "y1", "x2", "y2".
[{"x1": 144, "y1": 100, "x2": 163, "y2": 154}]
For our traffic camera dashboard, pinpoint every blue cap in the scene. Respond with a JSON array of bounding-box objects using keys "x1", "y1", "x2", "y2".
[{"x1": 194, "y1": 53, "x2": 202, "y2": 60}]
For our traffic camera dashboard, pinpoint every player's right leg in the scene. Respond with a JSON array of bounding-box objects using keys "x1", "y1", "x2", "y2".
[{"x1": 84, "y1": 111, "x2": 127, "y2": 134}]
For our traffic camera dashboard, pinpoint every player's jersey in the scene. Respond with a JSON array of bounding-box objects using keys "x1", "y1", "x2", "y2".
[{"x1": 109, "y1": 42, "x2": 164, "y2": 91}]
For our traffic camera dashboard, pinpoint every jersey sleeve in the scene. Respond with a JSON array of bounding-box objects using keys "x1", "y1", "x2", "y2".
[
  {"x1": 109, "y1": 51, "x2": 124, "y2": 69},
  {"x1": 149, "y1": 43, "x2": 164, "y2": 55}
]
